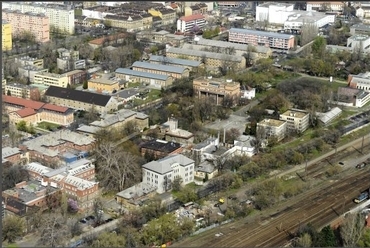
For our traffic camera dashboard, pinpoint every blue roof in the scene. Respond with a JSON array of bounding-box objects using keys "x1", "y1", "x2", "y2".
[
  {"x1": 132, "y1": 61, "x2": 187, "y2": 74},
  {"x1": 229, "y1": 28, "x2": 294, "y2": 39},
  {"x1": 115, "y1": 68, "x2": 170, "y2": 81},
  {"x1": 149, "y1": 55, "x2": 201, "y2": 67}
]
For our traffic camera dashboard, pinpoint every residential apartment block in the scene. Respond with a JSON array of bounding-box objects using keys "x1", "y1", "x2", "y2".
[
  {"x1": 142, "y1": 154, "x2": 195, "y2": 194},
  {"x1": 2, "y1": 20, "x2": 12, "y2": 51},
  {"x1": 25, "y1": 159, "x2": 98, "y2": 210},
  {"x1": 34, "y1": 72, "x2": 69, "y2": 88},
  {"x1": 132, "y1": 61, "x2": 190, "y2": 79},
  {"x1": 63, "y1": 70, "x2": 87, "y2": 85},
  {"x1": 16, "y1": 56, "x2": 44, "y2": 68},
  {"x1": 166, "y1": 47, "x2": 247, "y2": 70},
  {"x1": 2, "y1": 147, "x2": 22, "y2": 165},
  {"x1": 2, "y1": 2, "x2": 75, "y2": 34},
  {"x1": 306, "y1": 1, "x2": 345, "y2": 12},
  {"x1": 348, "y1": 71, "x2": 370, "y2": 91},
  {"x1": 18, "y1": 65, "x2": 48, "y2": 83},
  {"x1": 147, "y1": 8, "x2": 177, "y2": 25},
  {"x1": 104, "y1": 14, "x2": 153, "y2": 32},
  {"x1": 21, "y1": 130, "x2": 95, "y2": 165},
  {"x1": 257, "y1": 119, "x2": 287, "y2": 142},
  {"x1": 115, "y1": 68, "x2": 174, "y2": 89},
  {"x1": 44, "y1": 86, "x2": 118, "y2": 114},
  {"x1": 136, "y1": 30, "x2": 187, "y2": 47},
  {"x1": 177, "y1": 14, "x2": 206, "y2": 33},
  {"x1": 88, "y1": 73, "x2": 120, "y2": 93},
  {"x1": 279, "y1": 109, "x2": 310, "y2": 133},
  {"x1": 5, "y1": 83, "x2": 40, "y2": 100},
  {"x1": 3, "y1": 95, "x2": 74, "y2": 127},
  {"x1": 2, "y1": 9, "x2": 50, "y2": 43},
  {"x1": 228, "y1": 28, "x2": 295, "y2": 50},
  {"x1": 193, "y1": 77, "x2": 241, "y2": 106},
  {"x1": 184, "y1": 3, "x2": 208, "y2": 17},
  {"x1": 347, "y1": 35, "x2": 370, "y2": 50}
]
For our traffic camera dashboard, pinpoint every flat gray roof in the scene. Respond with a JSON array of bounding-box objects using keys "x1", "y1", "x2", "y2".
[
  {"x1": 149, "y1": 55, "x2": 202, "y2": 67},
  {"x1": 229, "y1": 28, "x2": 294, "y2": 39},
  {"x1": 167, "y1": 47, "x2": 243, "y2": 62},
  {"x1": 142, "y1": 154, "x2": 194, "y2": 175},
  {"x1": 132, "y1": 61, "x2": 188, "y2": 74},
  {"x1": 115, "y1": 68, "x2": 170, "y2": 81}
]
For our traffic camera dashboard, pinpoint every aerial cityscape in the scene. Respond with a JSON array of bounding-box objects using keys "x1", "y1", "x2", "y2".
[{"x1": 2, "y1": 1, "x2": 370, "y2": 247}]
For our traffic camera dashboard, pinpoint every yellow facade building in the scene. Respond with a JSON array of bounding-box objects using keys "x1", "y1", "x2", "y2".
[
  {"x1": 88, "y1": 77, "x2": 120, "y2": 93},
  {"x1": 33, "y1": 72, "x2": 69, "y2": 88},
  {"x1": 2, "y1": 20, "x2": 12, "y2": 51}
]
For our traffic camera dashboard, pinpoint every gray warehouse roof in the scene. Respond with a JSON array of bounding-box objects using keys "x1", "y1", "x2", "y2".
[
  {"x1": 115, "y1": 68, "x2": 170, "y2": 81},
  {"x1": 229, "y1": 28, "x2": 294, "y2": 39},
  {"x1": 166, "y1": 47, "x2": 243, "y2": 62},
  {"x1": 142, "y1": 154, "x2": 194, "y2": 175},
  {"x1": 132, "y1": 61, "x2": 188, "y2": 74},
  {"x1": 149, "y1": 55, "x2": 202, "y2": 67}
]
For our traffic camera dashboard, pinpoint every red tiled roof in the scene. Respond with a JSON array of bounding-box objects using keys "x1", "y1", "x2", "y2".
[
  {"x1": 15, "y1": 108, "x2": 37, "y2": 118},
  {"x1": 88, "y1": 33, "x2": 128, "y2": 46},
  {"x1": 170, "y1": 3, "x2": 178, "y2": 9},
  {"x1": 3, "y1": 95, "x2": 45, "y2": 110},
  {"x1": 42, "y1": 103, "x2": 69, "y2": 113},
  {"x1": 179, "y1": 14, "x2": 205, "y2": 22}
]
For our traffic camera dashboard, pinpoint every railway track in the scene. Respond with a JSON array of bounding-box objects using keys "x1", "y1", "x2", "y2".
[
  {"x1": 174, "y1": 168, "x2": 370, "y2": 247},
  {"x1": 207, "y1": 169, "x2": 370, "y2": 247}
]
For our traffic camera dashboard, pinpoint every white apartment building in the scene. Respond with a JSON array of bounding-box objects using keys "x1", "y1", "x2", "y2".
[
  {"x1": 257, "y1": 119, "x2": 287, "y2": 142},
  {"x1": 283, "y1": 11, "x2": 335, "y2": 30},
  {"x1": 348, "y1": 71, "x2": 370, "y2": 91},
  {"x1": 2, "y1": 2, "x2": 75, "y2": 34},
  {"x1": 256, "y1": 2, "x2": 294, "y2": 23},
  {"x1": 306, "y1": 2, "x2": 345, "y2": 12},
  {"x1": 33, "y1": 72, "x2": 69, "y2": 88},
  {"x1": 18, "y1": 65, "x2": 48, "y2": 83},
  {"x1": 279, "y1": 109, "x2": 310, "y2": 133},
  {"x1": 347, "y1": 35, "x2": 370, "y2": 50},
  {"x1": 142, "y1": 154, "x2": 195, "y2": 194},
  {"x1": 177, "y1": 14, "x2": 206, "y2": 33}
]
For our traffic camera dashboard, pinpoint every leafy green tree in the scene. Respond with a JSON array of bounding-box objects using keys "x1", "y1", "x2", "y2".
[
  {"x1": 172, "y1": 177, "x2": 183, "y2": 192},
  {"x1": 2, "y1": 215, "x2": 25, "y2": 243},
  {"x1": 92, "y1": 232, "x2": 126, "y2": 247},
  {"x1": 358, "y1": 229, "x2": 370, "y2": 247},
  {"x1": 238, "y1": 162, "x2": 261, "y2": 181},
  {"x1": 7, "y1": 90, "x2": 11, "y2": 96},
  {"x1": 312, "y1": 36, "x2": 327, "y2": 58},
  {"x1": 176, "y1": 185, "x2": 198, "y2": 204},
  {"x1": 318, "y1": 225, "x2": 337, "y2": 247},
  {"x1": 16, "y1": 120, "x2": 27, "y2": 132}
]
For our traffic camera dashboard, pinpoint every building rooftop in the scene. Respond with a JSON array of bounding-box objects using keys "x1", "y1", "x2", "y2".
[
  {"x1": 280, "y1": 109, "x2": 309, "y2": 119},
  {"x1": 43, "y1": 158, "x2": 94, "y2": 178},
  {"x1": 179, "y1": 14, "x2": 205, "y2": 22},
  {"x1": 45, "y1": 86, "x2": 114, "y2": 107},
  {"x1": 14, "y1": 108, "x2": 36, "y2": 118},
  {"x1": 89, "y1": 77, "x2": 118, "y2": 85},
  {"x1": 115, "y1": 68, "x2": 171, "y2": 81},
  {"x1": 115, "y1": 88, "x2": 140, "y2": 99},
  {"x1": 149, "y1": 55, "x2": 202, "y2": 67},
  {"x1": 76, "y1": 125, "x2": 100, "y2": 135},
  {"x1": 258, "y1": 118, "x2": 286, "y2": 127},
  {"x1": 166, "y1": 47, "x2": 243, "y2": 62},
  {"x1": 196, "y1": 160, "x2": 217, "y2": 174},
  {"x1": 2, "y1": 147, "x2": 21, "y2": 159},
  {"x1": 142, "y1": 154, "x2": 194, "y2": 175},
  {"x1": 5, "y1": 82, "x2": 38, "y2": 90},
  {"x1": 63, "y1": 174, "x2": 97, "y2": 190},
  {"x1": 195, "y1": 37, "x2": 271, "y2": 54},
  {"x1": 90, "y1": 108, "x2": 147, "y2": 128},
  {"x1": 132, "y1": 61, "x2": 188, "y2": 74},
  {"x1": 351, "y1": 23, "x2": 370, "y2": 32},
  {"x1": 3, "y1": 95, "x2": 45, "y2": 110},
  {"x1": 258, "y1": 2, "x2": 294, "y2": 8},
  {"x1": 349, "y1": 35, "x2": 370, "y2": 41},
  {"x1": 116, "y1": 182, "x2": 157, "y2": 200},
  {"x1": 141, "y1": 139, "x2": 181, "y2": 153},
  {"x1": 229, "y1": 28, "x2": 294, "y2": 39}
]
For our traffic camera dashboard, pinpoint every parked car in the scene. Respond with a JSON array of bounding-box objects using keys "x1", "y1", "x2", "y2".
[
  {"x1": 356, "y1": 162, "x2": 367, "y2": 169},
  {"x1": 86, "y1": 215, "x2": 95, "y2": 221},
  {"x1": 79, "y1": 219, "x2": 87, "y2": 224}
]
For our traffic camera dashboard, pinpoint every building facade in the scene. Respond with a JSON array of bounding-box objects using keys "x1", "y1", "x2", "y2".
[
  {"x1": 104, "y1": 14, "x2": 153, "y2": 32},
  {"x1": 228, "y1": 28, "x2": 295, "y2": 50},
  {"x1": 88, "y1": 78, "x2": 119, "y2": 93},
  {"x1": 347, "y1": 35, "x2": 370, "y2": 50},
  {"x1": 348, "y1": 71, "x2": 370, "y2": 91},
  {"x1": 2, "y1": 20, "x2": 12, "y2": 51},
  {"x1": 306, "y1": 2, "x2": 345, "y2": 12},
  {"x1": 34, "y1": 72, "x2": 69, "y2": 88},
  {"x1": 5, "y1": 83, "x2": 40, "y2": 100},
  {"x1": 279, "y1": 109, "x2": 310, "y2": 133},
  {"x1": 115, "y1": 68, "x2": 174, "y2": 89},
  {"x1": 142, "y1": 154, "x2": 195, "y2": 194},
  {"x1": 193, "y1": 77, "x2": 241, "y2": 106},
  {"x1": 2, "y1": 2, "x2": 75, "y2": 34},
  {"x1": 257, "y1": 119, "x2": 287, "y2": 141},
  {"x1": 177, "y1": 14, "x2": 206, "y2": 33},
  {"x1": 2, "y1": 9, "x2": 50, "y2": 43},
  {"x1": 16, "y1": 56, "x2": 44, "y2": 68}
]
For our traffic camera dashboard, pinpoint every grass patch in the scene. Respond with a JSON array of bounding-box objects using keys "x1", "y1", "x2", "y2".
[
  {"x1": 37, "y1": 121, "x2": 60, "y2": 130},
  {"x1": 127, "y1": 82, "x2": 141, "y2": 88},
  {"x1": 133, "y1": 89, "x2": 161, "y2": 106},
  {"x1": 74, "y1": 9, "x2": 82, "y2": 16}
]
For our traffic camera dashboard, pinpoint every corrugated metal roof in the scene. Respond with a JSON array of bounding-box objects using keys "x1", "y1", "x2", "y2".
[
  {"x1": 115, "y1": 68, "x2": 170, "y2": 80},
  {"x1": 149, "y1": 55, "x2": 202, "y2": 67},
  {"x1": 229, "y1": 28, "x2": 294, "y2": 39},
  {"x1": 132, "y1": 61, "x2": 187, "y2": 74}
]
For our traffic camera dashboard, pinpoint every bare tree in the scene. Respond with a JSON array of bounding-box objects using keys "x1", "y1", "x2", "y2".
[
  {"x1": 93, "y1": 129, "x2": 142, "y2": 191},
  {"x1": 340, "y1": 213, "x2": 365, "y2": 247},
  {"x1": 294, "y1": 233, "x2": 313, "y2": 247},
  {"x1": 254, "y1": 125, "x2": 266, "y2": 153},
  {"x1": 93, "y1": 197, "x2": 104, "y2": 226},
  {"x1": 38, "y1": 213, "x2": 70, "y2": 247},
  {"x1": 300, "y1": 23, "x2": 318, "y2": 46}
]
